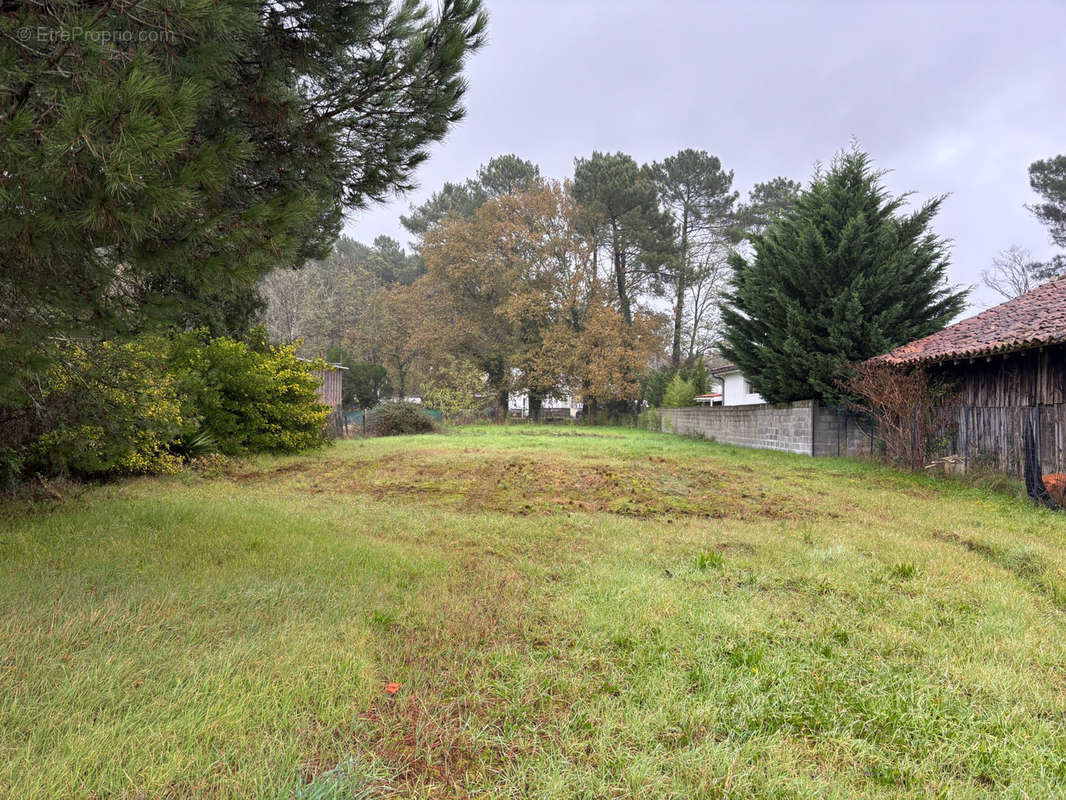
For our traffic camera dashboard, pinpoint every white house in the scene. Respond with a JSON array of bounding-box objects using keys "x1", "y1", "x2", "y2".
[
  {"x1": 508, "y1": 390, "x2": 582, "y2": 419},
  {"x1": 711, "y1": 363, "x2": 765, "y2": 406},
  {"x1": 694, "y1": 390, "x2": 723, "y2": 406}
]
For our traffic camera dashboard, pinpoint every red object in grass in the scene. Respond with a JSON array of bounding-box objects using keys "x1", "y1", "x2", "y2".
[
  {"x1": 385, "y1": 682, "x2": 400, "y2": 695},
  {"x1": 1044, "y1": 473, "x2": 1066, "y2": 506}
]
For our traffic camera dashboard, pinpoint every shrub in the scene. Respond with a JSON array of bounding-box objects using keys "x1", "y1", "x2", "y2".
[
  {"x1": 366, "y1": 401, "x2": 438, "y2": 436},
  {"x1": 0, "y1": 447, "x2": 23, "y2": 490},
  {"x1": 636, "y1": 408, "x2": 661, "y2": 431},
  {"x1": 169, "y1": 331, "x2": 331, "y2": 455},
  {"x1": 420, "y1": 357, "x2": 484, "y2": 422},
  {"x1": 642, "y1": 360, "x2": 708, "y2": 407},
  {"x1": 662, "y1": 374, "x2": 697, "y2": 408},
  {"x1": 20, "y1": 338, "x2": 187, "y2": 477},
  {"x1": 641, "y1": 369, "x2": 672, "y2": 407},
  {"x1": 4, "y1": 330, "x2": 332, "y2": 483},
  {"x1": 346, "y1": 360, "x2": 392, "y2": 409},
  {"x1": 842, "y1": 361, "x2": 958, "y2": 469}
]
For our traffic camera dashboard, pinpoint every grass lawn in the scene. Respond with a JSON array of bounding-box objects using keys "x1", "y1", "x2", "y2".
[{"x1": 3, "y1": 426, "x2": 1066, "y2": 799}]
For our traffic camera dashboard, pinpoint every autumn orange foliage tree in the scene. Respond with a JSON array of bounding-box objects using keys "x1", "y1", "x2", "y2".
[
  {"x1": 420, "y1": 180, "x2": 665, "y2": 418},
  {"x1": 346, "y1": 279, "x2": 446, "y2": 398}
]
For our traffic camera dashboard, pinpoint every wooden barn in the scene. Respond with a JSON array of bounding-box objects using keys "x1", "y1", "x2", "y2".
[{"x1": 877, "y1": 276, "x2": 1066, "y2": 476}]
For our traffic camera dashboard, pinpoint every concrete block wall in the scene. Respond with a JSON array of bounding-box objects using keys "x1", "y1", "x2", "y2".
[
  {"x1": 660, "y1": 402, "x2": 874, "y2": 458},
  {"x1": 811, "y1": 405, "x2": 878, "y2": 458},
  {"x1": 660, "y1": 401, "x2": 817, "y2": 455}
]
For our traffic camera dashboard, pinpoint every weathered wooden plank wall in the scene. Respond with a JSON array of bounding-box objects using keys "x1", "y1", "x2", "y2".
[
  {"x1": 312, "y1": 368, "x2": 344, "y2": 437},
  {"x1": 939, "y1": 344, "x2": 1065, "y2": 406},
  {"x1": 926, "y1": 404, "x2": 1065, "y2": 477}
]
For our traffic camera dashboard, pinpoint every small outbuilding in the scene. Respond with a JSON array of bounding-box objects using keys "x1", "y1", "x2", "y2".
[
  {"x1": 299, "y1": 358, "x2": 348, "y2": 437},
  {"x1": 877, "y1": 277, "x2": 1066, "y2": 406},
  {"x1": 876, "y1": 276, "x2": 1066, "y2": 475}
]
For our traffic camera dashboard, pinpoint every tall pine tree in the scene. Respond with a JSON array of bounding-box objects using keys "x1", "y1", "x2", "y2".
[
  {"x1": 648, "y1": 149, "x2": 738, "y2": 366},
  {"x1": 0, "y1": 0, "x2": 486, "y2": 407},
  {"x1": 720, "y1": 148, "x2": 967, "y2": 403},
  {"x1": 571, "y1": 152, "x2": 673, "y2": 326}
]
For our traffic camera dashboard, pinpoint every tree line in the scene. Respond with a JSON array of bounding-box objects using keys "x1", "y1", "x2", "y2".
[
  {"x1": 261, "y1": 151, "x2": 802, "y2": 416},
  {"x1": 270, "y1": 143, "x2": 1066, "y2": 416}
]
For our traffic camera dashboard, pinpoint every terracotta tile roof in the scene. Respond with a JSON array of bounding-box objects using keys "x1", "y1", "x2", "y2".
[
  {"x1": 875, "y1": 277, "x2": 1066, "y2": 365},
  {"x1": 703, "y1": 353, "x2": 733, "y2": 373},
  {"x1": 710, "y1": 363, "x2": 739, "y2": 376}
]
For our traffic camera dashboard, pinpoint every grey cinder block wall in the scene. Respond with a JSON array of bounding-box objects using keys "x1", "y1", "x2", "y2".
[{"x1": 659, "y1": 402, "x2": 875, "y2": 458}]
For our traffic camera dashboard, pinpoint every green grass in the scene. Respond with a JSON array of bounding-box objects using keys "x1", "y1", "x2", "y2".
[{"x1": 3, "y1": 425, "x2": 1066, "y2": 798}]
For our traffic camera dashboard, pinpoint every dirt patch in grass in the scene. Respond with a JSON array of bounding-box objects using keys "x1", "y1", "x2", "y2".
[{"x1": 237, "y1": 450, "x2": 829, "y2": 521}]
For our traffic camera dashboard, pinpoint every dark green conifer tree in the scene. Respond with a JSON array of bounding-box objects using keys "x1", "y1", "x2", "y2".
[{"x1": 720, "y1": 149, "x2": 967, "y2": 403}]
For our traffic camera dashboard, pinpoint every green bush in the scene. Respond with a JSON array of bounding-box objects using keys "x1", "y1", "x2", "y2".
[
  {"x1": 662, "y1": 374, "x2": 697, "y2": 408},
  {"x1": 21, "y1": 338, "x2": 187, "y2": 477},
  {"x1": 347, "y1": 361, "x2": 392, "y2": 409},
  {"x1": 5, "y1": 330, "x2": 333, "y2": 482},
  {"x1": 641, "y1": 369, "x2": 672, "y2": 408},
  {"x1": 366, "y1": 401, "x2": 438, "y2": 437},
  {"x1": 642, "y1": 359, "x2": 708, "y2": 407},
  {"x1": 637, "y1": 408, "x2": 661, "y2": 431},
  {"x1": 169, "y1": 331, "x2": 331, "y2": 455},
  {"x1": 420, "y1": 357, "x2": 483, "y2": 422}
]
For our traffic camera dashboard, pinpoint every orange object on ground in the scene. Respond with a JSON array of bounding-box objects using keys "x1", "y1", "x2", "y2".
[
  {"x1": 1043, "y1": 473, "x2": 1066, "y2": 505},
  {"x1": 385, "y1": 682, "x2": 400, "y2": 695}
]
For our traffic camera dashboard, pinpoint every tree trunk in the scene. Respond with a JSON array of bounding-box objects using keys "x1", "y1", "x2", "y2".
[
  {"x1": 671, "y1": 211, "x2": 689, "y2": 367},
  {"x1": 496, "y1": 386, "x2": 508, "y2": 423},
  {"x1": 529, "y1": 392, "x2": 543, "y2": 422},
  {"x1": 671, "y1": 272, "x2": 686, "y2": 367},
  {"x1": 609, "y1": 222, "x2": 632, "y2": 326},
  {"x1": 615, "y1": 248, "x2": 631, "y2": 326}
]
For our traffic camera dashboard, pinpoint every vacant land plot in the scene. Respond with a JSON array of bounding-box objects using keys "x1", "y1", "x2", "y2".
[{"x1": 3, "y1": 427, "x2": 1066, "y2": 799}]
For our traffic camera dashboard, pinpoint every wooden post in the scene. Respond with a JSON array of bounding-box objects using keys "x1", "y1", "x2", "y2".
[
  {"x1": 962, "y1": 404, "x2": 969, "y2": 475},
  {"x1": 1035, "y1": 404, "x2": 1042, "y2": 474},
  {"x1": 911, "y1": 403, "x2": 919, "y2": 470}
]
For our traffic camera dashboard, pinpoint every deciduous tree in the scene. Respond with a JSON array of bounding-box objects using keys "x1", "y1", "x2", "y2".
[
  {"x1": 346, "y1": 278, "x2": 444, "y2": 398},
  {"x1": 981, "y1": 245, "x2": 1053, "y2": 299}
]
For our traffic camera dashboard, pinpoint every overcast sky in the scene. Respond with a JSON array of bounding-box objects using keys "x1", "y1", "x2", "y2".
[{"x1": 345, "y1": 0, "x2": 1066, "y2": 314}]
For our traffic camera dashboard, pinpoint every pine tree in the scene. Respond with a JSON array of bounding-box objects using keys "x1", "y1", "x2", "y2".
[
  {"x1": 571, "y1": 152, "x2": 673, "y2": 326},
  {"x1": 0, "y1": 0, "x2": 486, "y2": 408},
  {"x1": 399, "y1": 154, "x2": 541, "y2": 239},
  {"x1": 648, "y1": 149, "x2": 738, "y2": 366},
  {"x1": 1028, "y1": 155, "x2": 1066, "y2": 249},
  {"x1": 720, "y1": 148, "x2": 967, "y2": 404}
]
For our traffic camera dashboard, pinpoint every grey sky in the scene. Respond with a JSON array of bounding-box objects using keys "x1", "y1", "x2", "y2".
[{"x1": 345, "y1": 0, "x2": 1066, "y2": 313}]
